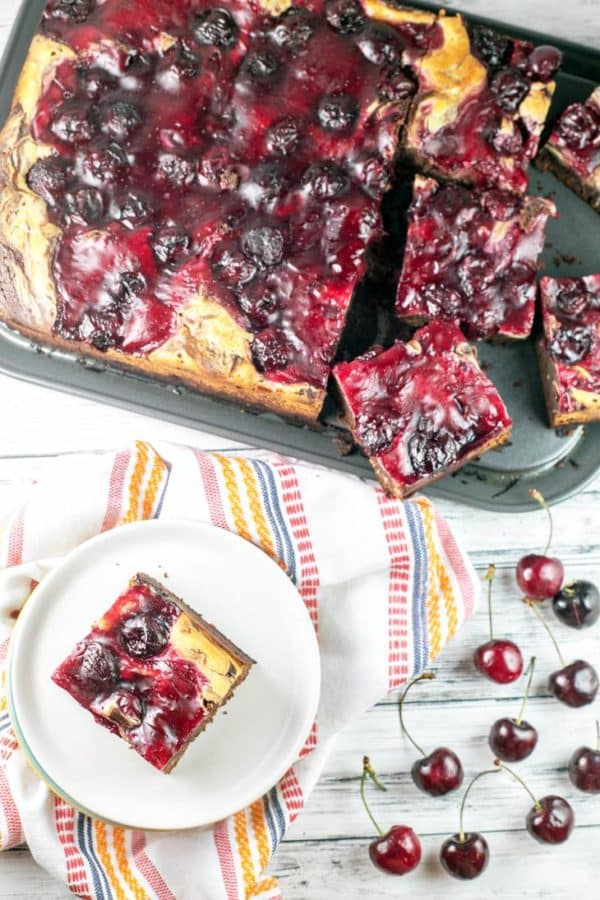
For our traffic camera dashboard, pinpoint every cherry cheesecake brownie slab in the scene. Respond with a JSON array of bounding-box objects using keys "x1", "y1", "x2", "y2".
[
  {"x1": 537, "y1": 275, "x2": 600, "y2": 428},
  {"x1": 332, "y1": 320, "x2": 512, "y2": 498},
  {"x1": 536, "y1": 86, "x2": 600, "y2": 214},
  {"x1": 52, "y1": 573, "x2": 254, "y2": 773},
  {"x1": 395, "y1": 175, "x2": 556, "y2": 340}
]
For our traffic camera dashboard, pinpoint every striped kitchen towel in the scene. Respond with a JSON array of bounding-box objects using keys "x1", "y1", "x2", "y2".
[{"x1": 0, "y1": 441, "x2": 478, "y2": 899}]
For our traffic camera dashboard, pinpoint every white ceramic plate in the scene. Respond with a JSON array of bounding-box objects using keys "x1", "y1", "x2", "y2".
[{"x1": 8, "y1": 519, "x2": 320, "y2": 830}]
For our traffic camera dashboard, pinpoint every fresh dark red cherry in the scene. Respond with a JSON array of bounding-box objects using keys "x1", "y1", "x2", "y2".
[
  {"x1": 399, "y1": 673, "x2": 463, "y2": 796},
  {"x1": 361, "y1": 757, "x2": 421, "y2": 876},
  {"x1": 552, "y1": 581, "x2": 600, "y2": 629},
  {"x1": 489, "y1": 657, "x2": 538, "y2": 761},
  {"x1": 440, "y1": 768, "x2": 498, "y2": 880},
  {"x1": 549, "y1": 660, "x2": 599, "y2": 708},
  {"x1": 569, "y1": 723, "x2": 600, "y2": 793},
  {"x1": 495, "y1": 761, "x2": 574, "y2": 844},
  {"x1": 474, "y1": 565, "x2": 523, "y2": 684},
  {"x1": 516, "y1": 490, "x2": 564, "y2": 600},
  {"x1": 527, "y1": 796, "x2": 574, "y2": 844},
  {"x1": 440, "y1": 833, "x2": 489, "y2": 880}
]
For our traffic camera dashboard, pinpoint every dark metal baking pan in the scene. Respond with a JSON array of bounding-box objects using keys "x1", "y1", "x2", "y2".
[{"x1": 0, "y1": 0, "x2": 599, "y2": 512}]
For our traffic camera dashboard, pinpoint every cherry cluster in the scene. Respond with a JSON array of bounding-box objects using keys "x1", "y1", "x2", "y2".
[{"x1": 359, "y1": 489, "x2": 599, "y2": 879}]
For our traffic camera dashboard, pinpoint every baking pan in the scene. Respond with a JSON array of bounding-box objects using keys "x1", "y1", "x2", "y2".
[{"x1": 0, "y1": 0, "x2": 598, "y2": 512}]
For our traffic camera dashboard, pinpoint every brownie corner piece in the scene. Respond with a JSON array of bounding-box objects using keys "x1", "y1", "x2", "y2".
[
  {"x1": 332, "y1": 320, "x2": 511, "y2": 498},
  {"x1": 536, "y1": 86, "x2": 600, "y2": 214},
  {"x1": 395, "y1": 174, "x2": 556, "y2": 340},
  {"x1": 52, "y1": 573, "x2": 254, "y2": 773},
  {"x1": 537, "y1": 275, "x2": 600, "y2": 427}
]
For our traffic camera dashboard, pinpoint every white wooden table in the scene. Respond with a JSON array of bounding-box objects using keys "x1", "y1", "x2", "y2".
[{"x1": 1, "y1": 2, "x2": 599, "y2": 897}]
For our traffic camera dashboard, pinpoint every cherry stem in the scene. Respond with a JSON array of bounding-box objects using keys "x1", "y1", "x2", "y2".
[
  {"x1": 484, "y1": 564, "x2": 495, "y2": 641},
  {"x1": 516, "y1": 656, "x2": 536, "y2": 726},
  {"x1": 360, "y1": 756, "x2": 387, "y2": 837},
  {"x1": 398, "y1": 672, "x2": 436, "y2": 757},
  {"x1": 458, "y1": 769, "x2": 499, "y2": 842},
  {"x1": 494, "y1": 759, "x2": 541, "y2": 811},
  {"x1": 526, "y1": 601, "x2": 566, "y2": 667},
  {"x1": 528, "y1": 488, "x2": 553, "y2": 556}
]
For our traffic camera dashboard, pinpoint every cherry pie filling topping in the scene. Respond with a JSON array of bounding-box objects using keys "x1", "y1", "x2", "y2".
[
  {"x1": 540, "y1": 275, "x2": 600, "y2": 412},
  {"x1": 396, "y1": 176, "x2": 555, "y2": 340},
  {"x1": 411, "y1": 24, "x2": 561, "y2": 193},
  {"x1": 52, "y1": 576, "x2": 247, "y2": 770},
  {"x1": 333, "y1": 320, "x2": 511, "y2": 488},
  {"x1": 28, "y1": 0, "x2": 436, "y2": 388},
  {"x1": 544, "y1": 88, "x2": 600, "y2": 181}
]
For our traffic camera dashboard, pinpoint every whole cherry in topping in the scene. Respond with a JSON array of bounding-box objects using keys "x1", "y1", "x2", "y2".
[
  {"x1": 241, "y1": 225, "x2": 285, "y2": 268},
  {"x1": 356, "y1": 410, "x2": 399, "y2": 456},
  {"x1": 51, "y1": 105, "x2": 97, "y2": 145},
  {"x1": 557, "y1": 104, "x2": 599, "y2": 150},
  {"x1": 440, "y1": 769, "x2": 498, "y2": 880},
  {"x1": 552, "y1": 580, "x2": 600, "y2": 629},
  {"x1": 63, "y1": 187, "x2": 104, "y2": 224},
  {"x1": 357, "y1": 24, "x2": 404, "y2": 65},
  {"x1": 98, "y1": 100, "x2": 142, "y2": 143},
  {"x1": 251, "y1": 328, "x2": 290, "y2": 373},
  {"x1": 192, "y1": 8, "x2": 239, "y2": 48},
  {"x1": 243, "y1": 47, "x2": 280, "y2": 83},
  {"x1": 408, "y1": 425, "x2": 462, "y2": 478},
  {"x1": 549, "y1": 325, "x2": 594, "y2": 364},
  {"x1": 468, "y1": 24, "x2": 511, "y2": 70},
  {"x1": 474, "y1": 565, "x2": 524, "y2": 685},
  {"x1": 302, "y1": 162, "x2": 349, "y2": 200},
  {"x1": 325, "y1": 0, "x2": 366, "y2": 34},
  {"x1": 237, "y1": 287, "x2": 279, "y2": 329},
  {"x1": 494, "y1": 760, "x2": 574, "y2": 844},
  {"x1": 360, "y1": 756, "x2": 422, "y2": 876},
  {"x1": 158, "y1": 42, "x2": 200, "y2": 82},
  {"x1": 555, "y1": 281, "x2": 590, "y2": 318},
  {"x1": 119, "y1": 611, "x2": 170, "y2": 658},
  {"x1": 151, "y1": 229, "x2": 190, "y2": 265},
  {"x1": 250, "y1": 162, "x2": 289, "y2": 206},
  {"x1": 266, "y1": 116, "x2": 302, "y2": 157},
  {"x1": 569, "y1": 721, "x2": 600, "y2": 793},
  {"x1": 527, "y1": 45, "x2": 562, "y2": 82},
  {"x1": 399, "y1": 672, "x2": 464, "y2": 796},
  {"x1": 26, "y1": 157, "x2": 69, "y2": 205},
  {"x1": 516, "y1": 489, "x2": 564, "y2": 601},
  {"x1": 75, "y1": 641, "x2": 119, "y2": 694},
  {"x1": 270, "y1": 8, "x2": 315, "y2": 52},
  {"x1": 489, "y1": 657, "x2": 538, "y2": 761},
  {"x1": 211, "y1": 242, "x2": 257, "y2": 288},
  {"x1": 377, "y1": 65, "x2": 416, "y2": 102},
  {"x1": 317, "y1": 94, "x2": 358, "y2": 133},
  {"x1": 526, "y1": 599, "x2": 599, "y2": 707},
  {"x1": 79, "y1": 143, "x2": 128, "y2": 187},
  {"x1": 49, "y1": 0, "x2": 95, "y2": 23},
  {"x1": 155, "y1": 153, "x2": 196, "y2": 188},
  {"x1": 490, "y1": 67, "x2": 530, "y2": 113},
  {"x1": 118, "y1": 192, "x2": 150, "y2": 225}
]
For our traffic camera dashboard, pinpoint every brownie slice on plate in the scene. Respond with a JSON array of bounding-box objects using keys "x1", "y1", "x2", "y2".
[
  {"x1": 395, "y1": 175, "x2": 556, "y2": 340},
  {"x1": 537, "y1": 275, "x2": 600, "y2": 427},
  {"x1": 401, "y1": 12, "x2": 561, "y2": 193},
  {"x1": 332, "y1": 320, "x2": 512, "y2": 498},
  {"x1": 52, "y1": 574, "x2": 254, "y2": 772},
  {"x1": 536, "y1": 86, "x2": 600, "y2": 213}
]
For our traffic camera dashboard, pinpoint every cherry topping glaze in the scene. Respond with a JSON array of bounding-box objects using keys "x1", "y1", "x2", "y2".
[
  {"x1": 396, "y1": 177, "x2": 554, "y2": 340},
  {"x1": 545, "y1": 87, "x2": 600, "y2": 177},
  {"x1": 33, "y1": 0, "x2": 425, "y2": 391}
]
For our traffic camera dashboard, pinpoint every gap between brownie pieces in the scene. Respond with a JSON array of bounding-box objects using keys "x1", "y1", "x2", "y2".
[{"x1": 535, "y1": 148, "x2": 600, "y2": 214}]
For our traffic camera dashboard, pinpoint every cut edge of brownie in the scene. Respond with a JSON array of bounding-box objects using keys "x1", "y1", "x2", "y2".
[
  {"x1": 536, "y1": 338, "x2": 600, "y2": 429},
  {"x1": 535, "y1": 147, "x2": 600, "y2": 215},
  {"x1": 134, "y1": 573, "x2": 255, "y2": 774}
]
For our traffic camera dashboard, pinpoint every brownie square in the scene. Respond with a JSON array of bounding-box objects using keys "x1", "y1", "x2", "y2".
[
  {"x1": 395, "y1": 175, "x2": 556, "y2": 340},
  {"x1": 403, "y1": 13, "x2": 561, "y2": 194},
  {"x1": 52, "y1": 574, "x2": 254, "y2": 772},
  {"x1": 332, "y1": 320, "x2": 512, "y2": 497},
  {"x1": 536, "y1": 86, "x2": 600, "y2": 214},
  {"x1": 538, "y1": 275, "x2": 600, "y2": 427}
]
